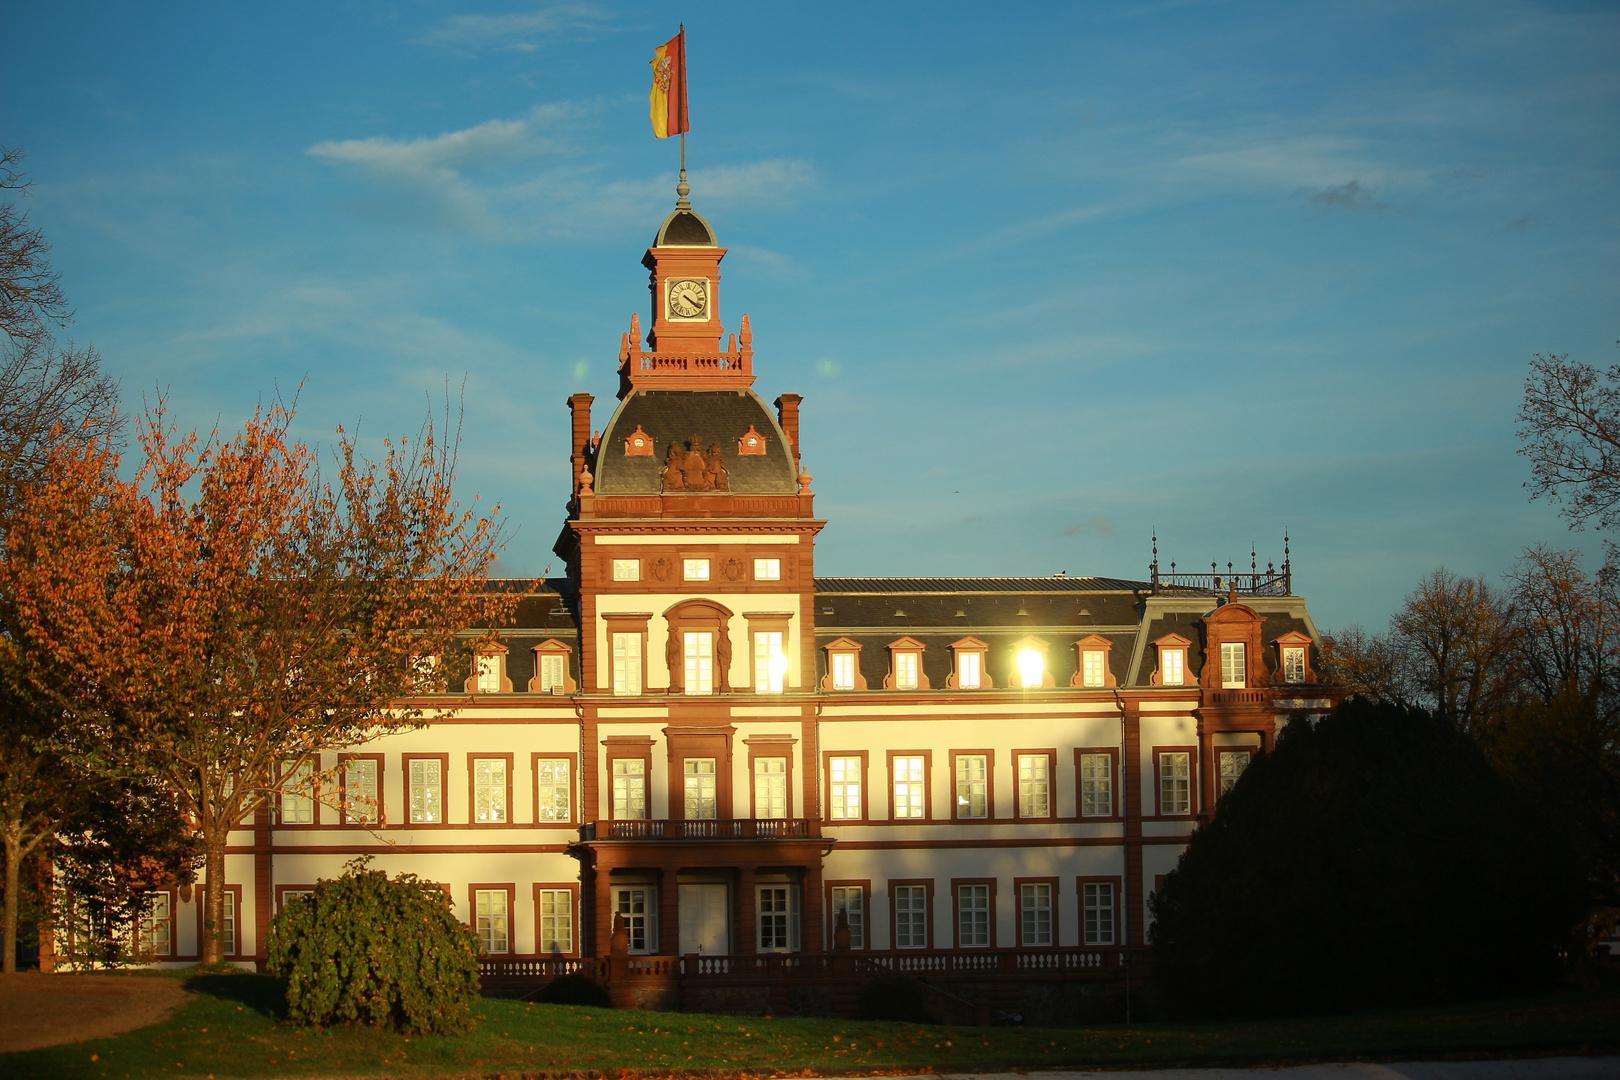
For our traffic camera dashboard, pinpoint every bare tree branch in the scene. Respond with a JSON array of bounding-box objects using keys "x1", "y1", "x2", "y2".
[{"x1": 0, "y1": 147, "x2": 72, "y2": 345}]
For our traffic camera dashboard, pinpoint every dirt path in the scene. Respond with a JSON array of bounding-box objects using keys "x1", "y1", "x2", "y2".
[{"x1": 0, "y1": 972, "x2": 194, "y2": 1053}]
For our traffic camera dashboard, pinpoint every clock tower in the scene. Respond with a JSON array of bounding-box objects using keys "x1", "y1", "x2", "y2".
[{"x1": 642, "y1": 177, "x2": 728, "y2": 356}]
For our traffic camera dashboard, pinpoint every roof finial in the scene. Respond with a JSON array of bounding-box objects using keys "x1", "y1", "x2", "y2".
[{"x1": 676, "y1": 129, "x2": 691, "y2": 210}]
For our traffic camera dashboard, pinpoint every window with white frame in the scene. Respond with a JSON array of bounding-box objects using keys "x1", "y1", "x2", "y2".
[
  {"x1": 280, "y1": 890, "x2": 314, "y2": 911},
  {"x1": 958, "y1": 884, "x2": 990, "y2": 947},
  {"x1": 893, "y1": 651, "x2": 919, "y2": 691},
  {"x1": 954, "y1": 754, "x2": 988, "y2": 819},
  {"x1": 830, "y1": 886, "x2": 864, "y2": 948},
  {"x1": 1220, "y1": 642, "x2": 1247, "y2": 688},
  {"x1": 754, "y1": 558, "x2": 780, "y2": 580},
  {"x1": 894, "y1": 885, "x2": 928, "y2": 948},
  {"x1": 684, "y1": 758, "x2": 717, "y2": 819},
  {"x1": 1219, "y1": 750, "x2": 1252, "y2": 797},
  {"x1": 1018, "y1": 754, "x2": 1051, "y2": 818},
  {"x1": 683, "y1": 558, "x2": 709, "y2": 581},
  {"x1": 1282, "y1": 645, "x2": 1307, "y2": 684},
  {"x1": 611, "y1": 632, "x2": 642, "y2": 695},
  {"x1": 828, "y1": 756, "x2": 862, "y2": 820},
  {"x1": 613, "y1": 886, "x2": 657, "y2": 953},
  {"x1": 831, "y1": 651, "x2": 856, "y2": 691},
  {"x1": 210, "y1": 890, "x2": 238, "y2": 955},
  {"x1": 892, "y1": 756, "x2": 925, "y2": 819},
  {"x1": 754, "y1": 757, "x2": 787, "y2": 818},
  {"x1": 1082, "y1": 882, "x2": 1115, "y2": 945},
  {"x1": 612, "y1": 759, "x2": 646, "y2": 819},
  {"x1": 1080, "y1": 752, "x2": 1113, "y2": 817},
  {"x1": 536, "y1": 759, "x2": 571, "y2": 822},
  {"x1": 684, "y1": 632, "x2": 714, "y2": 694},
  {"x1": 538, "y1": 889, "x2": 573, "y2": 954},
  {"x1": 754, "y1": 631, "x2": 786, "y2": 693},
  {"x1": 345, "y1": 759, "x2": 378, "y2": 824},
  {"x1": 1020, "y1": 883, "x2": 1052, "y2": 946},
  {"x1": 475, "y1": 889, "x2": 509, "y2": 953},
  {"x1": 409, "y1": 758, "x2": 442, "y2": 823},
  {"x1": 280, "y1": 761, "x2": 314, "y2": 824},
  {"x1": 538, "y1": 653, "x2": 568, "y2": 693},
  {"x1": 473, "y1": 758, "x2": 507, "y2": 823},
  {"x1": 1082, "y1": 650, "x2": 1107, "y2": 688},
  {"x1": 757, "y1": 885, "x2": 798, "y2": 951},
  {"x1": 612, "y1": 558, "x2": 640, "y2": 581},
  {"x1": 1159, "y1": 752, "x2": 1191, "y2": 815},
  {"x1": 475, "y1": 653, "x2": 501, "y2": 693},
  {"x1": 136, "y1": 892, "x2": 172, "y2": 957},
  {"x1": 1161, "y1": 647, "x2": 1185, "y2": 686}
]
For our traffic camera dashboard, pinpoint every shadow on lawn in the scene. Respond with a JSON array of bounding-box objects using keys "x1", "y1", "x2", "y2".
[{"x1": 184, "y1": 972, "x2": 288, "y2": 1020}]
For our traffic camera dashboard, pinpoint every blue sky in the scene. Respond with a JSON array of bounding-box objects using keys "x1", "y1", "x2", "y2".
[{"x1": 4, "y1": 1, "x2": 1618, "y2": 631}]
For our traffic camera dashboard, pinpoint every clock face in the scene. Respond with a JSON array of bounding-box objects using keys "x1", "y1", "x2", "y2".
[{"x1": 667, "y1": 278, "x2": 708, "y2": 319}]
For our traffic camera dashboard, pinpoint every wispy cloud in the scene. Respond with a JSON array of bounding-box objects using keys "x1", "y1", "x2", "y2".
[
  {"x1": 417, "y1": 3, "x2": 615, "y2": 54},
  {"x1": 1301, "y1": 179, "x2": 1391, "y2": 213},
  {"x1": 1065, "y1": 516, "x2": 1116, "y2": 537}
]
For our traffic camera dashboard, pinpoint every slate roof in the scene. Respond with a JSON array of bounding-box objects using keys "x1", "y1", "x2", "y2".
[
  {"x1": 594, "y1": 390, "x2": 798, "y2": 496},
  {"x1": 815, "y1": 576, "x2": 1151, "y2": 593}
]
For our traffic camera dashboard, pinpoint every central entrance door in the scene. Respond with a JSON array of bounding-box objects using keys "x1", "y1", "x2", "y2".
[{"x1": 678, "y1": 883, "x2": 730, "y2": 956}]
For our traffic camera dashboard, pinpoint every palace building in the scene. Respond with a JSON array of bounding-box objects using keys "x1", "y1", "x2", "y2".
[{"x1": 89, "y1": 190, "x2": 1337, "y2": 1017}]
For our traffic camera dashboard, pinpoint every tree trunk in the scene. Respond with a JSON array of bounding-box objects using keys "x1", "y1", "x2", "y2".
[
  {"x1": 2, "y1": 824, "x2": 22, "y2": 974},
  {"x1": 200, "y1": 833, "x2": 226, "y2": 965}
]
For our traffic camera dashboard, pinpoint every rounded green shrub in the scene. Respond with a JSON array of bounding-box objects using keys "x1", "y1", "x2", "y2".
[
  {"x1": 535, "y1": 972, "x2": 612, "y2": 1007},
  {"x1": 265, "y1": 859, "x2": 481, "y2": 1034},
  {"x1": 855, "y1": 973, "x2": 930, "y2": 1023}
]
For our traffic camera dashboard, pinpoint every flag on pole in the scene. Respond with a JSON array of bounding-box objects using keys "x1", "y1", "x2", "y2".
[{"x1": 649, "y1": 29, "x2": 689, "y2": 139}]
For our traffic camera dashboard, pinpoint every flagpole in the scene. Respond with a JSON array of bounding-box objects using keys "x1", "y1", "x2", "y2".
[{"x1": 678, "y1": 24, "x2": 688, "y2": 207}]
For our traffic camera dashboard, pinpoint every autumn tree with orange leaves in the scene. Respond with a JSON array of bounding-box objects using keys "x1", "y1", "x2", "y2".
[{"x1": 4, "y1": 396, "x2": 516, "y2": 964}]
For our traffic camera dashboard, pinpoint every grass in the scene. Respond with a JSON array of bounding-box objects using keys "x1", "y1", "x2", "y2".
[{"x1": 3, "y1": 969, "x2": 1618, "y2": 1080}]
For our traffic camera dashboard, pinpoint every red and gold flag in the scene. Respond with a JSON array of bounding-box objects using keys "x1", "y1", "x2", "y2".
[{"x1": 649, "y1": 29, "x2": 689, "y2": 139}]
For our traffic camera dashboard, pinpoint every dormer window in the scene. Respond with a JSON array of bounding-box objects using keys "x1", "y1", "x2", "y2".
[
  {"x1": 822, "y1": 638, "x2": 867, "y2": 691},
  {"x1": 886, "y1": 637, "x2": 929, "y2": 691},
  {"x1": 1072, "y1": 634, "x2": 1116, "y2": 689},
  {"x1": 529, "y1": 640, "x2": 577, "y2": 695},
  {"x1": 949, "y1": 637, "x2": 992, "y2": 689},
  {"x1": 1010, "y1": 636, "x2": 1054, "y2": 689},
  {"x1": 467, "y1": 644, "x2": 512, "y2": 695},
  {"x1": 1220, "y1": 642, "x2": 1247, "y2": 688},
  {"x1": 1274, "y1": 631, "x2": 1316, "y2": 684},
  {"x1": 1152, "y1": 634, "x2": 1192, "y2": 687},
  {"x1": 1200, "y1": 602, "x2": 1267, "y2": 690}
]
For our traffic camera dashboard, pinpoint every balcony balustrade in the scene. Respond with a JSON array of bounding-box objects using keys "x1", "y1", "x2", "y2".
[{"x1": 579, "y1": 818, "x2": 820, "y2": 841}]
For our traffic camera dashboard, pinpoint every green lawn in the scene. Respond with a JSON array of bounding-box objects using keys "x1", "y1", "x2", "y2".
[{"x1": 4, "y1": 970, "x2": 1618, "y2": 1080}]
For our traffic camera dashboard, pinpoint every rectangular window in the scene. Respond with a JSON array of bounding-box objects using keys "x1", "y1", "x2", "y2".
[
  {"x1": 958, "y1": 651, "x2": 981, "y2": 689},
  {"x1": 684, "y1": 632, "x2": 714, "y2": 695},
  {"x1": 409, "y1": 758, "x2": 442, "y2": 823},
  {"x1": 476, "y1": 654, "x2": 501, "y2": 693},
  {"x1": 754, "y1": 631, "x2": 786, "y2": 693},
  {"x1": 473, "y1": 757, "x2": 507, "y2": 823},
  {"x1": 536, "y1": 758, "x2": 571, "y2": 822},
  {"x1": 612, "y1": 558, "x2": 640, "y2": 581},
  {"x1": 894, "y1": 885, "x2": 928, "y2": 949},
  {"x1": 683, "y1": 558, "x2": 709, "y2": 581},
  {"x1": 831, "y1": 652, "x2": 856, "y2": 691},
  {"x1": 207, "y1": 890, "x2": 237, "y2": 956},
  {"x1": 1080, "y1": 752, "x2": 1113, "y2": 818},
  {"x1": 1162, "y1": 649, "x2": 1185, "y2": 686},
  {"x1": 892, "y1": 755, "x2": 925, "y2": 819},
  {"x1": 1082, "y1": 650, "x2": 1106, "y2": 688},
  {"x1": 1219, "y1": 750, "x2": 1252, "y2": 797},
  {"x1": 830, "y1": 886, "x2": 864, "y2": 949},
  {"x1": 754, "y1": 558, "x2": 780, "y2": 580},
  {"x1": 345, "y1": 759, "x2": 378, "y2": 824},
  {"x1": 136, "y1": 892, "x2": 172, "y2": 957},
  {"x1": 1283, "y1": 645, "x2": 1307, "y2": 684},
  {"x1": 757, "y1": 885, "x2": 797, "y2": 951},
  {"x1": 280, "y1": 760, "x2": 314, "y2": 824},
  {"x1": 475, "y1": 889, "x2": 510, "y2": 954},
  {"x1": 1082, "y1": 882, "x2": 1116, "y2": 945},
  {"x1": 614, "y1": 887, "x2": 656, "y2": 953},
  {"x1": 538, "y1": 889, "x2": 573, "y2": 954},
  {"x1": 684, "y1": 758, "x2": 717, "y2": 820},
  {"x1": 754, "y1": 757, "x2": 787, "y2": 819},
  {"x1": 280, "y1": 889, "x2": 314, "y2": 911},
  {"x1": 828, "y1": 756, "x2": 862, "y2": 820},
  {"x1": 1159, "y1": 751, "x2": 1191, "y2": 815},
  {"x1": 1221, "y1": 642, "x2": 1246, "y2": 688},
  {"x1": 957, "y1": 884, "x2": 990, "y2": 947},
  {"x1": 894, "y1": 652, "x2": 919, "y2": 691},
  {"x1": 611, "y1": 632, "x2": 642, "y2": 695},
  {"x1": 954, "y1": 754, "x2": 988, "y2": 819},
  {"x1": 1020, "y1": 883, "x2": 1052, "y2": 946},
  {"x1": 612, "y1": 759, "x2": 646, "y2": 820},
  {"x1": 539, "y1": 653, "x2": 567, "y2": 693},
  {"x1": 1018, "y1": 753, "x2": 1051, "y2": 818}
]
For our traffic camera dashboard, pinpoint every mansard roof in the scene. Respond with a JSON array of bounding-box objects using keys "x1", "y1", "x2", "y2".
[
  {"x1": 814, "y1": 576, "x2": 1151, "y2": 593},
  {"x1": 593, "y1": 389, "x2": 798, "y2": 496}
]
